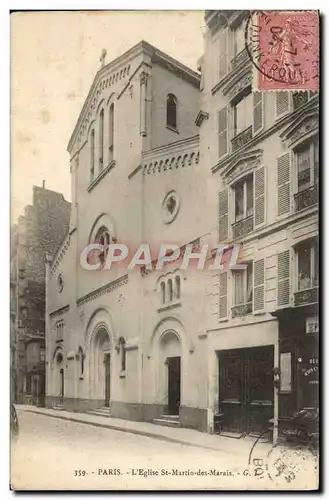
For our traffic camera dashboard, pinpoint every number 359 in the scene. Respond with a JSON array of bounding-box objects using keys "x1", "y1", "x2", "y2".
[{"x1": 74, "y1": 470, "x2": 87, "y2": 476}]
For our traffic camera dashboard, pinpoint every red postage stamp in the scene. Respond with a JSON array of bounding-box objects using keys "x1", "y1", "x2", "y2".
[{"x1": 246, "y1": 11, "x2": 319, "y2": 91}]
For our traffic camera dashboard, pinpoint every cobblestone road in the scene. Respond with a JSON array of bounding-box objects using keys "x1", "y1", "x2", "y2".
[{"x1": 10, "y1": 409, "x2": 318, "y2": 491}]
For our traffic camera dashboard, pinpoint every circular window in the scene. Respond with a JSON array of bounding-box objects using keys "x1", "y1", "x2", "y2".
[
  {"x1": 57, "y1": 274, "x2": 64, "y2": 293},
  {"x1": 162, "y1": 191, "x2": 180, "y2": 224}
]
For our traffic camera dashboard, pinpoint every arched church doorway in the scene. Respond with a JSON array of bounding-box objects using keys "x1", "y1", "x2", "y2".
[
  {"x1": 160, "y1": 331, "x2": 181, "y2": 415},
  {"x1": 91, "y1": 326, "x2": 111, "y2": 407}
]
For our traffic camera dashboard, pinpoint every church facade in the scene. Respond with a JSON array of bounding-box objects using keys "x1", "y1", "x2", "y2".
[{"x1": 45, "y1": 40, "x2": 213, "y2": 431}]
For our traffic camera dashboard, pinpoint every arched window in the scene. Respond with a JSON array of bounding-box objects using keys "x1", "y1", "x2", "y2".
[
  {"x1": 95, "y1": 226, "x2": 110, "y2": 265},
  {"x1": 175, "y1": 275, "x2": 181, "y2": 300},
  {"x1": 99, "y1": 109, "x2": 104, "y2": 171},
  {"x1": 78, "y1": 347, "x2": 84, "y2": 377},
  {"x1": 168, "y1": 278, "x2": 173, "y2": 302},
  {"x1": 119, "y1": 337, "x2": 126, "y2": 372},
  {"x1": 166, "y1": 94, "x2": 177, "y2": 129},
  {"x1": 90, "y1": 129, "x2": 95, "y2": 182},
  {"x1": 160, "y1": 281, "x2": 166, "y2": 304},
  {"x1": 109, "y1": 103, "x2": 114, "y2": 162}
]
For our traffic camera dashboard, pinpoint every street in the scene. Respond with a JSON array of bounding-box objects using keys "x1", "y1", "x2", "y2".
[{"x1": 10, "y1": 409, "x2": 318, "y2": 491}]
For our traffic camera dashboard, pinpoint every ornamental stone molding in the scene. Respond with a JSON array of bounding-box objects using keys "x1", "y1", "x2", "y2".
[
  {"x1": 142, "y1": 150, "x2": 199, "y2": 176},
  {"x1": 77, "y1": 274, "x2": 128, "y2": 307},
  {"x1": 222, "y1": 149, "x2": 263, "y2": 185},
  {"x1": 281, "y1": 114, "x2": 318, "y2": 148},
  {"x1": 74, "y1": 63, "x2": 132, "y2": 149},
  {"x1": 50, "y1": 233, "x2": 71, "y2": 276},
  {"x1": 224, "y1": 71, "x2": 252, "y2": 102}
]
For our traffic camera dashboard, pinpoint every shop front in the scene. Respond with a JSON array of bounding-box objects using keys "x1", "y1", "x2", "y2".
[{"x1": 272, "y1": 306, "x2": 319, "y2": 437}]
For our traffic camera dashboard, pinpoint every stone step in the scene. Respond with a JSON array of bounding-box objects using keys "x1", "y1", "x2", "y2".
[
  {"x1": 153, "y1": 418, "x2": 181, "y2": 428},
  {"x1": 87, "y1": 407, "x2": 111, "y2": 417},
  {"x1": 160, "y1": 414, "x2": 180, "y2": 421},
  {"x1": 53, "y1": 405, "x2": 64, "y2": 411}
]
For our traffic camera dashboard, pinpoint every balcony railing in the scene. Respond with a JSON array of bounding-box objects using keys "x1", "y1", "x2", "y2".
[
  {"x1": 231, "y1": 302, "x2": 252, "y2": 318},
  {"x1": 232, "y1": 214, "x2": 254, "y2": 239},
  {"x1": 294, "y1": 286, "x2": 318, "y2": 307},
  {"x1": 231, "y1": 126, "x2": 253, "y2": 152},
  {"x1": 231, "y1": 47, "x2": 249, "y2": 70},
  {"x1": 294, "y1": 185, "x2": 318, "y2": 211}
]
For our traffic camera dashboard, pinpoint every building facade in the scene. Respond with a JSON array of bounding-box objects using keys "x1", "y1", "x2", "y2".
[
  {"x1": 45, "y1": 16, "x2": 319, "y2": 439},
  {"x1": 45, "y1": 41, "x2": 212, "y2": 430},
  {"x1": 11, "y1": 184, "x2": 70, "y2": 406},
  {"x1": 201, "y1": 11, "x2": 319, "y2": 439}
]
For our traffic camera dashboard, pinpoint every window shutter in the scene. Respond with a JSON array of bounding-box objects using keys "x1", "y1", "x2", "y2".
[
  {"x1": 253, "y1": 92, "x2": 263, "y2": 134},
  {"x1": 218, "y1": 188, "x2": 228, "y2": 241},
  {"x1": 254, "y1": 166, "x2": 265, "y2": 227},
  {"x1": 253, "y1": 259, "x2": 265, "y2": 312},
  {"x1": 276, "y1": 91, "x2": 290, "y2": 118},
  {"x1": 277, "y1": 153, "x2": 291, "y2": 216},
  {"x1": 218, "y1": 29, "x2": 228, "y2": 80},
  {"x1": 219, "y1": 272, "x2": 228, "y2": 320},
  {"x1": 277, "y1": 250, "x2": 291, "y2": 307},
  {"x1": 218, "y1": 107, "x2": 228, "y2": 158}
]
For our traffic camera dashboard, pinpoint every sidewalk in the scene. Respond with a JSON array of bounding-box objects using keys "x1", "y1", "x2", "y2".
[{"x1": 16, "y1": 404, "x2": 270, "y2": 457}]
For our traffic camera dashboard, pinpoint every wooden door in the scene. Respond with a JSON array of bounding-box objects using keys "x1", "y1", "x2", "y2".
[
  {"x1": 219, "y1": 346, "x2": 274, "y2": 435},
  {"x1": 104, "y1": 354, "x2": 111, "y2": 407},
  {"x1": 247, "y1": 346, "x2": 274, "y2": 435},
  {"x1": 59, "y1": 369, "x2": 64, "y2": 403},
  {"x1": 167, "y1": 357, "x2": 181, "y2": 415},
  {"x1": 219, "y1": 354, "x2": 245, "y2": 433}
]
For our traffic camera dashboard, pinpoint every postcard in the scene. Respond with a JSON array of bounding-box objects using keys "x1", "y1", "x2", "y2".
[{"x1": 10, "y1": 10, "x2": 319, "y2": 491}]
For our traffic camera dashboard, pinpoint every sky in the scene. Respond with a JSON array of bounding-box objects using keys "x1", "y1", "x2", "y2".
[{"x1": 10, "y1": 10, "x2": 205, "y2": 222}]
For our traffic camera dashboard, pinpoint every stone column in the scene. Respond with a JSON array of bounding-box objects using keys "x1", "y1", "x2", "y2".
[{"x1": 139, "y1": 71, "x2": 149, "y2": 137}]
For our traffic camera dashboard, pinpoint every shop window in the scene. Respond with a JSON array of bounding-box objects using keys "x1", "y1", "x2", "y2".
[{"x1": 280, "y1": 352, "x2": 292, "y2": 392}]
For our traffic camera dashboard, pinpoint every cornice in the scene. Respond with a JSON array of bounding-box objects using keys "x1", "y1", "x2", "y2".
[
  {"x1": 142, "y1": 134, "x2": 199, "y2": 160},
  {"x1": 223, "y1": 70, "x2": 252, "y2": 102},
  {"x1": 280, "y1": 108, "x2": 319, "y2": 148},
  {"x1": 49, "y1": 304, "x2": 70, "y2": 317},
  {"x1": 87, "y1": 160, "x2": 116, "y2": 193},
  {"x1": 211, "y1": 57, "x2": 252, "y2": 97},
  {"x1": 77, "y1": 274, "x2": 128, "y2": 307},
  {"x1": 50, "y1": 232, "x2": 70, "y2": 275},
  {"x1": 231, "y1": 206, "x2": 318, "y2": 246},
  {"x1": 222, "y1": 149, "x2": 263, "y2": 185}
]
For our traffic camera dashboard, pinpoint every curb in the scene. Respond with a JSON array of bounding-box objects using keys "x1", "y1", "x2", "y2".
[{"x1": 20, "y1": 408, "x2": 235, "y2": 455}]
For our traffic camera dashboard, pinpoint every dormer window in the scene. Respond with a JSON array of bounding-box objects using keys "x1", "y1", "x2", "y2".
[{"x1": 166, "y1": 94, "x2": 177, "y2": 130}]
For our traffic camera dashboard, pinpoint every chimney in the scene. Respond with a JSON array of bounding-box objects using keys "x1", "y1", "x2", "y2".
[{"x1": 42, "y1": 180, "x2": 45, "y2": 189}]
